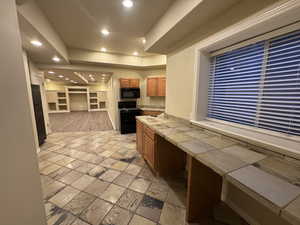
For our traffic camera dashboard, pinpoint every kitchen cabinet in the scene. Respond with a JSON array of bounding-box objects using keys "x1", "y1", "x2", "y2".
[
  {"x1": 144, "y1": 133, "x2": 155, "y2": 169},
  {"x1": 147, "y1": 77, "x2": 166, "y2": 97},
  {"x1": 136, "y1": 122, "x2": 156, "y2": 170},
  {"x1": 157, "y1": 77, "x2": 166, "y2": 97},
  {"x1": 120, "y1": 78, "x2": 140, "y2": 88},
  {"x1": 142, "y1": 110, "x2": 163, "y2": 117},
  {"x1": 136, "y1": 120, "x2": 143, "y2": 155}
]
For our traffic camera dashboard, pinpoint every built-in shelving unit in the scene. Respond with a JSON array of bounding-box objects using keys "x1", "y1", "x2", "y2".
[
  {"x1": 46, "y1": 86, "x2": 108, "y2": 113},
  {"x1": 46, "y1": 91, "x2": 70, "y2": 113},
  {"x1": 88, "y1": 91, "x2": 107, "y2": 111}
]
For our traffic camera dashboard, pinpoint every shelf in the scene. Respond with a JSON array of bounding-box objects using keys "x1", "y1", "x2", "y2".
[
  {"x1": 57, "y1": 92, "x2": 66, "y2": 98},
  {"x1": 90, "y1": 103, "x2": 98, "y2": 105},
  {"x1": 68, "y1": 91, "x2": 88, "y2": 94},
  {"x1": 90, "y1": 104, "x2": 99, "y2": 109},
  {"x1": 58, "y1": 105, "x2": 67, "y2": 110},
  {"x1": 48, "y1": 103, "x2": 57, "y2": 111},
  {"x1": 58, "y1": 104, "x2": 67, "y2": 106}
]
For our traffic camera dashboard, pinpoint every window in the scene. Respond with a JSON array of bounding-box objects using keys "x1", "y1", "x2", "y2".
[{"x1": 208, "y1": 30, "x2": 300, "y2": 136}]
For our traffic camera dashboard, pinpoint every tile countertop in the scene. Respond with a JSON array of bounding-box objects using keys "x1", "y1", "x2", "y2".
[
  {"x1": 136, "y1": 115, "x2": 300, "y2": 224},
  {"x1": 139, "y1": 107, "x2": 165, "y2": 112}
]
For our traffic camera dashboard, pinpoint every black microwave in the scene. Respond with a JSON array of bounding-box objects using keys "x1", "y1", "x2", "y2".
[{"x1": 120, "y1": 88, "x2": 140, "y2": 99}]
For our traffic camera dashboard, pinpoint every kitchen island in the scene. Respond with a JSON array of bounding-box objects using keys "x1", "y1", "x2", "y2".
[{"x1": 136, "y1": 115, "x2": 300, "y2": 225}]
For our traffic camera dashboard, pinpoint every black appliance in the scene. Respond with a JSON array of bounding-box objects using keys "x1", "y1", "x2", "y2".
[
  {"x1": 118, "y1": 101, "x2": 142, "y2": 134},
  {"x1": 120, "y1": 88, "x2": 140, "y2": 99},
  {"x1": 31, "y1": 84, "x2": 47, "y2": 145}
]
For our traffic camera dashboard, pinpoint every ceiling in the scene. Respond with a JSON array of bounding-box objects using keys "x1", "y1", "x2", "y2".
[
  {"x1": 35, "y1": 0, "x2": 175, "y2": 56},
  {"x1": 44, "y1": 69, "x2": 112, "y2": 85}
]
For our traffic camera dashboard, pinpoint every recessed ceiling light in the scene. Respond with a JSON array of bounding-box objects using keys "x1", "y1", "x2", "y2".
[
  {"x1": 133, "y1": 51, "x2": 138, "y2": 56},
  {"x1": 101, "y1": 29, "x2": 110, "y2": 36},
  {"x1": 48, "y1": 71, "x2": 55, "y2": 74},
  {"x1": 52, "y1": 56, "x2": 60, "y2": 62},
  {"x1": 142, "y1": 38, "x2": 146, "y2": 44},
  {"x1": 101, "y1": 47, "x2": 107, "y2": 52},
  {"x1": 65, "y1": 78, "x2": 70, "y2": 80},
  {"x1": 30, "y1": 40, "x2": 43, "y2": 47},
  {"x1": 58, "y1": 75, "x2": 64, "y2": 78},
  {"x1": 122, "y1": 0, "x2": 133, "y2": 8}
]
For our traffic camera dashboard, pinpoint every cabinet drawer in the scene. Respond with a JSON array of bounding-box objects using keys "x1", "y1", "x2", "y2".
[{"x1": 144, "y1": 125, "x2": 155, "y2": 140}]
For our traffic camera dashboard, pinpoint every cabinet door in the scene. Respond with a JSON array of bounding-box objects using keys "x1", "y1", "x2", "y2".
[
  {"x1": 144, "y1": 134, "x2": 155, "y2": 169},
  {"x1": 120, "y1": 79, "x2": 130, "y2": 88},
  {"x1": 157, "y1": 77, "x2": 166, "y2": 97},
  {"x1": 147, "y1": 78, "x2": 158, "y2": 96},
  {"x1": 136, "y1": 120, "x2": 143, "y2": 155},
  {"x1": 130, "y1": 79, "x2": 140, "y2": 88}
]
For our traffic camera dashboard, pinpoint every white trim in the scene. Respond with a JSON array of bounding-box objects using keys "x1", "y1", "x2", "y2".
[{"x1": 211, "y1": 21, "x2": 300, "y2": 57}]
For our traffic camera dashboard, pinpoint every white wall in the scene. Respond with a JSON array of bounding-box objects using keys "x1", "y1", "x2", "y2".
[
  {"x1": 0, "y1": 1, "x2": 46, "y2": 224},
  {"x1": 69, "y1": 94, "x2": 88, "y2": 111},
  {"x1": 165, "y1": 0, "x2": 280, "y2": 120}
]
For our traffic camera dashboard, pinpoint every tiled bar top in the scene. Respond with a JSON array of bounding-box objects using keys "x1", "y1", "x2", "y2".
[{"x1": 137, "y1": 115, "x2": 300, "y2": 225}]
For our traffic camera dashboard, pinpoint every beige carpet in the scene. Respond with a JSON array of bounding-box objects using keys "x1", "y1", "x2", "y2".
[{"x1": 49, "y1": 111, "x2": 113, "y2": 132}]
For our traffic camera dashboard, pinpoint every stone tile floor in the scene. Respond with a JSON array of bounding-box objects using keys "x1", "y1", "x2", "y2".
[{"x1": 39, "y1": 130, "x2": 192, "y2": 225}]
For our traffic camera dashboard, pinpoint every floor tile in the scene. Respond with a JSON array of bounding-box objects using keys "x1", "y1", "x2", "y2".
[
  {"x1": 111, "y1": 161, "x2": 129, "y2": 171},
  {"x1": 101, "y1": 158, "x2": 118, "y2": 168},
  {"x1": 88, "y1": 165, "x2": 107, "y2": 178},
  {"x1": 84, "y1": 179, "x2": 110, "y2": 197},
  {"x1": 136, "y1": 195, "x2": 164, "y2": 222},
  {"x1": 49, "y1": 186, "x2": 80, "y2": 207},
  {"x1": 64, "y1": 191, "x2": 96, "y2": 215},
  {"x1": 75, "y1": 162, "x2": 96, "y2": 174},
  {"x1": 99, "y1": 169, "x2": 121, "y2": 182},
  {"x1": 43, "y1": 180, "x2": 66, "y2": 200},
  {"x1": 117, "y1": 189, "x2": 143, "y2": 211},
  {"x1": 49, "y1": 167, "x2": 71, "y2": 180},
  {"x1": 56, "y1": 156, "x2": 75, "y2": 166},
  {"x1": 66, "y1": 160, "x2": 85, "y2": 170},
  {"x1": 100, "y1": 183, "x2": 126, "y2": 204},
  {"x1": 125, "y1": 164, "x2": 142, "y2": 176},
  {"x1": 80, "y1": 198, "x2": 113, "y2": 225},
  {"x1": 44, "y1": 202, "x2": 58, "y2": 218},
  {"x1": 165, "y1": 188, "x2": 186, "y2": 208},
  {"x1": 101, "y1": 205, "x2": 133, "y2": 225},
  {"x1": 47, "y1": 208, "x2": 76, "y2": 225},
  {"x1": 129, "y1": 214, "x2": 156, "y2": 225},
  {"x1": 159, "y1": 203, "x2": 186, "y2": 225},
  {"x1": 71, "y1": 218, "x2": 91, "y2": 225},
  {"x1": 40, "y1": 164, "x2": 61, "y2": 175},
  {"x1": 147, "y1": 182, "x2": 169, "y2": 201},
  {"x1": 72, "y1": 174, "x2": 96, "y2": 191},
  {"x1": 59, "y1": 170, "x2": 84, "y2": 185},
  {"x1": 129, "y1": 177, "x2": 151, "y2": 193},
  {"x1": 138, "y1": 167, "x2": 156, "y2": 181},
  {"x1": 113, "y1": 172, "x2": 135, "y2": 188}
]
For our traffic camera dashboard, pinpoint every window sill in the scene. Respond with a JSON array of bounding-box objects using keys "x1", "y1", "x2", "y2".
[{"x1": 191, "y1": 119, "x2": 300, "y2": 160}]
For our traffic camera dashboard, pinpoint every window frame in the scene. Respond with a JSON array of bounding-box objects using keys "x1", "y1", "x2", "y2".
[{"x1": 191, "y1": 2, "x2": 300, "y2": 159}]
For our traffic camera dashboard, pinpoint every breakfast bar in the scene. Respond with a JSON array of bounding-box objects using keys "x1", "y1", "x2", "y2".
[{"x1": 136, "y1": 115, "x2": 300, "y2": 225}]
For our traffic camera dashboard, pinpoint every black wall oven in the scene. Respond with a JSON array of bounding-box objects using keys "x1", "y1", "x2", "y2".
[{"x1": 120, "y1": 88, "x2": 140, "y2": 99}]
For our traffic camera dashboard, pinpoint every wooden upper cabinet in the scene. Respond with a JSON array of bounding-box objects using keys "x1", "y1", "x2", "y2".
[
  {"x1": 157, "y1": 77, "x2": 166, "y2": 97},
  {"x1": 147, "y1": 78, "x2": 158, "y2": 97},
  {"x1": 120, "y1": 78, "x2": 140, "y2": 88},
  {"x1": 130, "y1": 79, "x2": 140, "y2": 88},
  {"x1": 147, "y1": 77, "x2": 166, "y2": 97},
  {"x1": 120, "y1": 79, "x2": 130, "y2": 88}
]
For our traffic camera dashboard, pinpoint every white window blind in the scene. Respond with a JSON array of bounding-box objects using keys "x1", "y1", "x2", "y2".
[{"x1": 208, "y1": 30, "x2": 300, "y2": 136}]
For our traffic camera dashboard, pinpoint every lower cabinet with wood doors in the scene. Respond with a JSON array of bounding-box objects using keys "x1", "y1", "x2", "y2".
[{"x1": 136, "y1": 120, "x2": 157, "y2": 171}]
